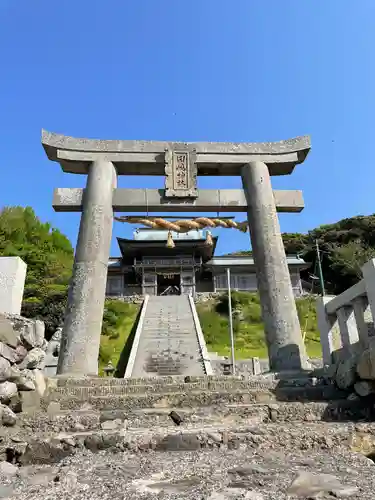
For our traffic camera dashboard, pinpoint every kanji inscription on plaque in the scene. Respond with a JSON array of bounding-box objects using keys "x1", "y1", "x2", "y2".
[{"x1": 164, "y1": 145, "x2": 197, "y2": 198}]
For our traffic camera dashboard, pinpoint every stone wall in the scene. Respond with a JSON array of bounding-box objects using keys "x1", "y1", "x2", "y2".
[
  {"x1": 0, "y1": 313, "x2": 47, "y2": 426},
  {"x1": 209, "y1": 354, "x2": 323, "y2": 376}
]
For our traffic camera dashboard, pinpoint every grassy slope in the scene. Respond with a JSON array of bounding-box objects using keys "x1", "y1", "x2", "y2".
[
  {"x1": 98, "y1": 300, "x2": 140, "y2": 375},
  {"x1": 97, "y1": 293, "x2": 321, "y2": 376},
  {"x1": 196, "y1": 291, "x2": 321, "y2": 359}
]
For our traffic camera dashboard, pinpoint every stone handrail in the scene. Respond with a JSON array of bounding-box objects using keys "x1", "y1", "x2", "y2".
[
  {"x1": 124, "y1": 295, "x2": 149, "y2": 378},
  {"x1": 317, "y1": 259, "x2": 375, "y2": 365},
  {"x1": 188, "y1": 295, "x2": 214, "y2": 376}
]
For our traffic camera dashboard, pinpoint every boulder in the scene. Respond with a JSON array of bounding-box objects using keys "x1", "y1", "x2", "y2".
[
  {"x1": 20, "y1": 320, "x2": 45, "y2": 350},
  {"x1": 16, "y1": 377, "x2": 35, "y2": 391},
  {"x1": 0, "y1": 342, "x2": 18, "y2": 363},
  {"x1": 0, "y1": 461, "x2": 18, "y2": 477},
  {"x1": 0, "y1": 381, "x2": 18, "y2": 403},
  {"x1": 0, "y1": 317, "x2": 19, "y2": 348},
  {"x1": 0, "y1": 357, "x2": 11, "y2": 382},
  {"x1": 357, "y1": 346, "x2": 375, "y2": 380},
  {"x1": 354, "y1": 380, "x2": 375, "y2": 397},
  {"x1": 33, "y1": 369, "x2": 46, "y2": 396},
  {"x1": 19, "y1": 390, "x2": 41, "y2": 413},
  {"x1": 0, "y1": 404, "x2": 17, "y2": 426},
  {"x1": 15, "y1": 345, "x2": 28, "y2": 362},
  {"x1": 288, "y1": 471, "x2": 358, "y2": 498},
  {"x1": 335, "y1": 355, "x2": 358, "y2": 389},
  {"x1": 18, "y1": 348, "x2": 45, "y2": 370}
]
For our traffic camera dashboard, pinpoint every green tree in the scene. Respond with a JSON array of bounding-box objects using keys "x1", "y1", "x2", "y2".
[{"x1": 0, "y1": 206, "x2": 74, "y2": 338}]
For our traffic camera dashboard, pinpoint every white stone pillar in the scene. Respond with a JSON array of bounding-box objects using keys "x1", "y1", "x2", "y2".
[
  {"x1": 57, "y1": 160, "x2": 117, "y2": 376},
  {"x1": 241, "y1": 162, "x2": 309, "y2": 371},
  {"x1": 336, "y1": 305, "x2": 359, "y2": 353},
  {"x1": 316, "y1": 296, "x2": 341, "y2": 365},
  {"x1": 0, "y1": 257, "x2": 27, "y2": 315},
  {"x1": 352, "y1": 296, "x2": 370, "y2": 349},
  {"x1": 362, "y1": 259, "x2": 375, "y2": 332}
]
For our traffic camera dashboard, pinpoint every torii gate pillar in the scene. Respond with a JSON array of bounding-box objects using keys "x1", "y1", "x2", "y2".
[
  {"x1": 58, "y1": 160, "x2": 117, "y2": 376},
  {"x1": 242, "y1": 162, "x2": 308, "y2": 371}
]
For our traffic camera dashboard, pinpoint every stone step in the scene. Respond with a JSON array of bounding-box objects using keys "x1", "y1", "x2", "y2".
[
  {"x1": 42, "y1": 385, "x2": 344, "y2": 411},
  {"x1": 6, "y1": 418, "x2": 375, "y2": 466},
  {"x1": 54, "y1": 375, "x2": 249, "y2": 387},
  {"x1": 22, "y1": 400, "x2": 356, "y2": 436},
  {"x1": 48, "y1": 379, "x2": 337, "y2": 397}
]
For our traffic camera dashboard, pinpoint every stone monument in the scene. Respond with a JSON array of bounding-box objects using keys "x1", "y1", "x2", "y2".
[
  {"x1": 0, "y1": 257, "x2": 27, "y2": 315},
  {"x1": 42, "y1": 131, "x2": 311, "y2": 376}
]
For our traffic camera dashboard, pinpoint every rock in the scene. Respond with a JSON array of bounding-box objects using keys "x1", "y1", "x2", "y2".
[
  {"x1": 347, "y1": 392, "x2": 360, "y2": 401},
  {"x1": 169, "y1": 410, "x2": 183, "y2": 425},
  {"x1": 0, "y1": 318, "x2": 19, "y2": 348},
  {"x1": 354, "y1": 380, "x2": 375, "y2": 397},
  {"x1": 60, "y1": 435, "x2": 75, "y2": 447},
  {"x1": 58, "y1": 470, "x2": 78, "y2": 489},
  {"x1": 7, "y1": 394, "x2": 22, "y2": 413},
  {"x1": 208, "y1": 432, "x2": 222, "y2": 444},
  {"x1": 15, "y1": 345, "x2": 28, "y2": 362},
  {"x1": 33, "y1": 369, "x2": 46, "y2": 396},
  {"x1": 288, "y1": 471, "x2": 358, "y2": 498},
  {"x1": 16, "y1": 377, "x2": 35, "y2": 391},
  {"x1": 51, "y1": 327, "x2": 62, "y2": 342},
  {"x1": 100, "y1": 419, "x2": 122, "y2": 430},
  {"x1": 19, "y1": 390, "x2": 41, "y2": 413},
  {"x1": 20, "y1": 440, "x2": 73, "y2": 465},
  {"x1": 155, "y1": 433, "x2": 201, "y2": 451},
  {"x1": 357, "y1": 347, "x2": 375, "y2": 380},
  {"x1": 0, "y1": 381, "x2": 17, "y2": 403},
  {"x1": 208, "y1": 489, "x2": 263, "y2": 499},
  {"x1": 20, "y1": 320, "x2": 45, "y2": 350},
  {"x1": 0, "y1": 461, "x2": 18, "y2": 477},
  {"x1": 335, "y1": 355, "x2": 358, "y2": 389},
  {"x1": 7, "y1": 364, "x2": 21, "y2": 382},
  {"x1": 0, "y1": 357, "x2": 11, "y2": 382},
  {"x1": 0, "y1": 404, "x2": 17, "y2": 426},
  {"x1": 18, "y1": 348, "x2": 45, "y2": 370},
  {"x1": 0, "y1": 342, "x2": 18, "y2": 363},
  {"x1": 0, "y1": 485, "x2": 14, "y2": 497},
  {"x1": 46, "y1": 401, "x2": 61, "y2": 416},
  {"x1": 41, "y1": 339, "x2": 48, "y2": 351}
]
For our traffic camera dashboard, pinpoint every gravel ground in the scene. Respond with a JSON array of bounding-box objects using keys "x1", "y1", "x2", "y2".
[{"x1": 1, "y1": 447, "x2": 374, "y2": 500}]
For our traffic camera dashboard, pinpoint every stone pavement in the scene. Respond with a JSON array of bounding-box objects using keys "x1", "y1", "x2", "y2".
[{"x1": 0, "y1": 433, "x2": 374, "y2": 499}]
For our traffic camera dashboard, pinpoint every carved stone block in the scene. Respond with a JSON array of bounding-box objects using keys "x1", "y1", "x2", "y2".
[{"x1": 164, "y1": 145, "x2": 197, "y2": 198}]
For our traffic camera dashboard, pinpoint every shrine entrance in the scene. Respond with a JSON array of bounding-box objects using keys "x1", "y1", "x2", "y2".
[
  {"x1": 43, "y1": 130, "x2": 312, "y2": 375},
  {"x1": 157, "y1": 273, "x2": 180, "y2": 296}
]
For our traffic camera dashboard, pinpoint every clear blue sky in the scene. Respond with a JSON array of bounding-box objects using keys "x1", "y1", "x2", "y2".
[{"x1": 1, "y1": 1, "x2": 374, "y2": 256}]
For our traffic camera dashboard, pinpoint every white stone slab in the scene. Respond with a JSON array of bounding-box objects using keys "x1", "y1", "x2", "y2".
[{"x1": 0, "y1": 257, "x2": 27, "y2": 315}]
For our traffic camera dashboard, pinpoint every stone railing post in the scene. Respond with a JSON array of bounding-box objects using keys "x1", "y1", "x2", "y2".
[
  {"x1": 57, "y1": 160, "x2": 117, "y2": 376},
  {"x1": 316, "y1": 296, "x2": 341, "y2": 365},
  {"x1": 241, "y1": 162, "x2": 309, "y2": 371},
  {"x1": 352, "y1": 296, "x2": 370, "y2": 349},
  {"x1": 362, "y1": 259, "x2": 375, "y2": 337},
  {"x1": 336, "y1": 305, "x2": 359, "y2": 353}
]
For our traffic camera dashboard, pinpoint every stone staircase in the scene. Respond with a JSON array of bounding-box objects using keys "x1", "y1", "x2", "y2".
[
  {"x1": 4, "y1": 374, "x2": 372, "y2": 473},
  {"x1": 127, "y1": 295, "x2": 210, "y2": 378}
]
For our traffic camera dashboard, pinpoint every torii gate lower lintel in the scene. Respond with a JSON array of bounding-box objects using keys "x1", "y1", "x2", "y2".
[{"x1": 42, "y1": 130, "x2": 311, "y2": 376}]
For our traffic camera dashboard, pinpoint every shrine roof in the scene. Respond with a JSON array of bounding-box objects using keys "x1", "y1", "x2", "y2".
[
  {"x1": 116, "y1": 235, "x2": 217, "y2": 262},
  {"x1": 206, "y1": 255, "x2": 309, "y2": 269}
]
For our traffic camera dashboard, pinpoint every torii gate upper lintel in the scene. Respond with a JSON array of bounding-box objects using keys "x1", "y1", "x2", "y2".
[{"x1": 41, "y1": 130, "x2": 312, "y2": 376}]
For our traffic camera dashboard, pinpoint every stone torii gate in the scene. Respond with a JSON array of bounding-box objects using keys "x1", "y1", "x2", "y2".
[{"x1": 42, "y1": 130, "x2": 311, "y2": 376}]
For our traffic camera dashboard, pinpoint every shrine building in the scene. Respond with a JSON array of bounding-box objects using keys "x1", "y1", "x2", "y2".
[{"x1": 105, "y1": 229, "x2": 308, "y2": 298}]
